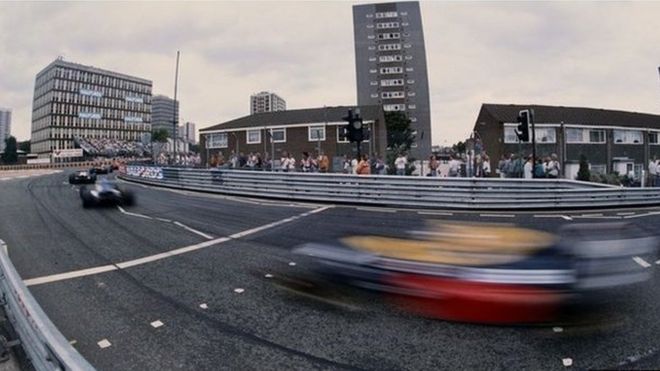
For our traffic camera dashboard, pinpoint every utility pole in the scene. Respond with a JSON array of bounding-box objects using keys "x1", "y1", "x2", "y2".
[{"x1": 172, "y1": 51, "x2": 180, "y2": 161}]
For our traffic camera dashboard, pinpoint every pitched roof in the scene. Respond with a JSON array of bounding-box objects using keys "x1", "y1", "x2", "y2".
[
  {"x1": 200, "y1": 105, "x2": 384, "y2": 132},
  {"x1": 481, "y1": 103, "x2": 660, "y2": 128}
]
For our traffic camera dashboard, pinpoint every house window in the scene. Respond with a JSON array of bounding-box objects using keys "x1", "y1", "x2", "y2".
[
  {"x1": 337, "y1": 126, "x2": 349, "y2": 143},
  {"x1": 534, "y1": 127, "x2": 556, "y2": 143},
  {"x1": 246, "y1": 129, "x2": 261, "y2": 144},
  {"x1": 270, "y1": 128, "x2": 286, "y2": 143},
  {"x1": 504, "y1": 127, "x2": 520, "y2": 143},
  {"x1": 206, "y1": 133, "x2": 228, "y2": 148},
  {"x1": 613, "y1": 129, "x2": 643, "y2": 144},
  {"x1": 590, "y1": 164, "x2": 607, "y2": 175},
  {"x1": 308, "y1": 125, "x2": 326, "y2": 141},
  {"x1": 566, "y1": 128, "x2": 605, "y2": 143},
  {"x1": 650, "y1": 131, "x2": 659, "y2": 145}
]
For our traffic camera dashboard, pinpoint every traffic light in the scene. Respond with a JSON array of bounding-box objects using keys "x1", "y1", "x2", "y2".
[
  {"x1": 342, "y1": 109, "x2": 365, "y2": 143},
  {"x1": 516, "y1": 110, "x2": 531, "y2": 142}
]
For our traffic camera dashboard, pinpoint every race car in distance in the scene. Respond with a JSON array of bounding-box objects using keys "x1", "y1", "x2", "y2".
[
  {"x1": 89, "y1": 165, "x2": 113, "y2": 174},
  {"x1": 68, "y1": 170, "x2": 96, "y2": 184},
  {"x1": 80, "y1": 180, "x2": 135, "y2": 208}
]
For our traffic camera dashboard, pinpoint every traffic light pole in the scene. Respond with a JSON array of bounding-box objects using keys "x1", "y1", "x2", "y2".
[
  {"x1": 531, "y1": 109, "x2": 537, "y2": 178},
  {"x1": 356, "y1": 141, "x2": 362, "y2": 160}
]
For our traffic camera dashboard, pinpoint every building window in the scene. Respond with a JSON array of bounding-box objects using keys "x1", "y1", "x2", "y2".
[
  {"x1": 380, "y1": 67, "x2": 403, "y2": 74},
  {"x1": 375, "y1": 11, "x2": 398, "y2": 18},
  {"x1": 246, "y1": 129, "x2": 261, "y2": 144},
  {"x1": 383, "y1": 104, "x2": 406, "y2": 111},
  {"x1": 206, "y1": 133, "x2": 228, "y2": 148},
  {"x1": 650, "y1": 131, "x2": 659, "y2": 145},
  {"x1": 381, "y1": 79, "x2": 404, "y2": 86},
  {"x1": 337, "y1": 127, "x2": 349, "y2": 143},
  {"x1": 377, "y1": 32, "x2": 400, "y2": 40},
  {"x1": 566, "y1": 128, "x2": 605, "y2": 143},
  {"x1": 379, "y1": 55, "x2": 403, "y2": 63},
  {"x1": 377, "y1": 22, "x2": 400, "y2": 29},
  {"x1": 377, "y1": 43, "x2": 402, "y2": 51},
  {"x1": 408, "y1": 104, "x2": 416, "y2": 109},
  {"x1": 370, "y1": 81, "x2": 378, "y2": 86},
  {"x1": 590, "y1": 164, "x2": 607, "y2": 175},
  {"x1": 504, "y1": 127, "x2": 520, "y2": 143},
  {"x1": 381, "y1": 91, "x2": 405, "y2": 99},
  {"x1": 270, "y1": 128, "x2": 286, "y2": 143},
  {"x1": 534, "y1": 127, "x2": 556, "y2": 143},
  {"x1": 308, "y1": 125, "x2": 326, "y2": 141},
  {"x1": 613, "y1": 129, "x2": 643, "y2": 144},
  {"x1": 371, "y1": 93, "x2": 379, "y2": 98}
]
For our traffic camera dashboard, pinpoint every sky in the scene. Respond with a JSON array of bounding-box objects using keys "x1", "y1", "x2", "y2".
[{"x1": 1, "y1": 1, "x2": 660, "y2": 146}]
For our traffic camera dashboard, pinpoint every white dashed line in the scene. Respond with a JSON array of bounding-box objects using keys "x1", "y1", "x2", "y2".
[
  {"x1": 553, "y1": 327, "x2": 563, "y2": 333},
  {"x1": 623, "y1": 211, "x2": 660, "y2": 219},
  {"x1": 173, "y1": 221, "x2": 214, "y2": 240},
  {"x1": 150, "y1": 320, "x2": 164, "y2": 328},
  {"x1": 580, "y1": 213, "x2": 603, "y2": 217},
  {"x1": 562, "y1": 358, "x2": 573, "y2": 367},
  {"x1": 418, "y1": 211, "x2": 453, "y2": 216},
  {"x1": 116, "y1": 205, "x2": 153, "y2": 220},
  {"x1": 264, "y1": 273, "x2": 274, "y2": 278},
  {"x1": 288, "y1": 262, "x2": 297, "y2": 266},
  {"x1": 69, "y1": 339, "x2": 77, "y2": 345},
  {"x1": 199, "y1": 303, "x2": 208, "y2": 309},
  {"x1": 633, "y1": 256, "x2": 652, "y2": 268},
  {"x1": 234, "y1": 288, "x2": 245, "y2": 294},
  {"x1": 479, "y1": 213, "x2": 515, "y2": 218},
  {"x1": 617, "y1": 212, "x2": 636, "y2": 216},
  {"x1": 155, "y1": 217, "x2": 172, "y2": 223},
  {"x1": 97, "y1": 339, "x2": 112, "y2": 349},
  {"x1": 24, "y1": 206, "x2": 333, "y2": 286},
  {"x1": 356, "y1": 207, "x2": 396, "y2": 213},
  {"x1": 561, "y1": 215, "x2": 573, "y2": 221}
]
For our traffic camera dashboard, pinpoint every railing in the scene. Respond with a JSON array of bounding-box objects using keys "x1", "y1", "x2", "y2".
[
  {"x1": 119, "y1": 165, "x2": 660, "y2": 210},
  {"x1": 0, "y1": 240, "x2": 94, "y2": 370},
  {"x1": 0, "y1": 161, "x2": 112, "y2": 172}
]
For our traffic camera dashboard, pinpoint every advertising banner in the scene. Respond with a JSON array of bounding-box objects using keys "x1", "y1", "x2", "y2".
[
  {"x1": 126, "y1": 165, "x2": 163, "y2": 180},
  {"x1": 52, "y1": 148, "x2": 83, "y2": 158}
]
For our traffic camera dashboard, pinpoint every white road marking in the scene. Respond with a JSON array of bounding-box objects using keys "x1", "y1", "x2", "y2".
[
  {"x1": 16, "y1": 175, "x2": 29, "y2": 179},
  {"x1": 623, "y1": 211, "x2": 660, "y2": 219},
  {"x1": 356, "y1": 207, "x2": 396, "y2": 213},
  {"x1": 116, "y1": 206, "x2": 153, "y2": 220},
  {"x1": 155, "y1": 217, "x2": 172, "y2": 223},
  {"x1": 150, "y1": 320, "x2": 164, "y2": 328},
  {"x1": 561, "y1": 215, "x2": 573, "y2": 221},
  {"x1": 97, "y1": 339, "x2": 112, "y2": 349},
  {"x1": 580, "y1": 213, "x2": 603, "y2": 217},
  {"x1": 199, "y1": 303, "x2": 208, "y2": 309},
  {"x1": 69, "y1": 340, "x2": 77, "y2": 345},
  {"x1": 573, "y1": 215, "x2": 621, "y2": 220},
  {"x1": 617, "y1": 212, "x2": 636, "y2": 216},
  {"x1": 24, "y1": 206, "x2": 333, "y2": 286},
  {"x1": 479, "y1": 214, "x2": 515, "y2": 218},
  {"x1": 418, "y1": 211, "x2": 453, "y2": 216},
  {"x1": 288, "y1": 262, "x2": 297, "y2": 266},
  {"x1": 562, "y1": 358, "x2": 573, "y2": 367},
  {"x1": 0, "y1": 239, "x2": 7, "y2": 255},
  {"x1": 656, "y1": 260, "x2": 660, "y2": 265},
  {"x1": 173, "y1": 221, "x2": 214, "y2": 240},
  {"x1": 633, "y1": 256, "x2": 652, "y2": 268},
  {"x1": 234, "y1": 288, "x2": 245, "y2": 294},
  {"x1": 533, "y1": 214, "x2": 573, "y2": 221},
  {"x1": 553, "y1": 327, "x2": 563, "y2": 333},
  {"x1": 264, "y1": 273, "x2": 274, "y2": 278}
]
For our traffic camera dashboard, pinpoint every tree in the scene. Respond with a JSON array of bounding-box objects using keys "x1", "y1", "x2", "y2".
[
  {"x1": 1, "y1": 136, "x2": 18, "y2": 164},
  {"x1": 577, "y1": 154, "x2": 591, "y2": 181},
  {"x1": 451, "y1": 141, "x2": 466, "y2": 155},
  {"x1": 18, "y1": 140, "x2": 31, "y2": 153},
  {"x1": 151, "y1": 129, "x2": 170, "y2": 160},
  {"x1": 384, "y1": 111, "x2": 416, "y2": 175}
]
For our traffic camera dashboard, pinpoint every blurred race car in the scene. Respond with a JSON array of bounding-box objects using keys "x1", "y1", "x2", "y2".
[
  {"x1": 293, "y1": 221, "x2": 658, "y2": 324},
  {"x1": 89, "y1": 165, "x2": 113, "y2": 174},
  {"x1": 80, "y1": 180, "x2": 135, "y2": 208},
  {"x1": 68, "y1": 170, "x2": 96, "y2": 184}
]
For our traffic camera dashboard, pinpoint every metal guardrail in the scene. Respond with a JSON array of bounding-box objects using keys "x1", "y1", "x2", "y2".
[
  {"x1": 0, "y1": 240, "x2": 94, "y2": 371},
  {"x1": 0, "y1": 161, "x2": 112, "y2": 172},
  {"x1": 119, "y1": 165, "x2": 660, "y2": 210}
]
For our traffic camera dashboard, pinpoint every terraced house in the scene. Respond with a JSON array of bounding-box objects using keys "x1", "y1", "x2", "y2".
[{"x1": 473, "y1": 104, "x2": 660, "y2": 180}]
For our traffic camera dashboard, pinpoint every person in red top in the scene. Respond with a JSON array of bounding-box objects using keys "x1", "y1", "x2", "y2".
[{"x1": 356, "y1": 154, "x2": 371, "y2": 175}]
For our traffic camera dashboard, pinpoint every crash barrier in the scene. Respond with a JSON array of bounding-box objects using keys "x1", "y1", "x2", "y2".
[
  {"x1": 119, "y1": 165, "x2": 660, "y2": 210},
  {"x1": 0, "y1": 160, "x2": 112, "y2": 172},
  {"x1": 0, "y1": 240, "x2": 94, "y2": 370}
]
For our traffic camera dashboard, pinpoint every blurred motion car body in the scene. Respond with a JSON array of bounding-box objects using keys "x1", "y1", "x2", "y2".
[
  {"x1": 294, "y1": 221, "x2": 657, "y2": 324},
  {"x1": 80, "y1": 180, "x2": 135, "y2": 208},
  {"x1": 68, "y1": 170, "x2": 96, "y2": 184}
]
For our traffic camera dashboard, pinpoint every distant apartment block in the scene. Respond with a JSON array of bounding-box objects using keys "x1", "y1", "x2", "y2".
[
  {"x1": 30, "y1": 58, "x2": 152, "y2": 156},
  {"x1": 0, "y1": 107, "x2": 11, "y2": 152},
  {"x1": 152, "y1": 95, "x2": 179, "y2": 138},
  {"x1": 353, "y1": 1, "x2": 432, "y2": 157},
  {"x1": 250, "y1": 91, "x2": 286, "y2": 114},
  {"x1": 178, "y1": 121, "x2": 196, "y2": 144}
]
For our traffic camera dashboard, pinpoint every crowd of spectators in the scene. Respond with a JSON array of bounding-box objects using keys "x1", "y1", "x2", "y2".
[
  {"x1": 155, "y1": 152, "x2": 201, "y2": 167},
  {"x1": 75, "y1": 137, "x2": 150, "y2": 158}
]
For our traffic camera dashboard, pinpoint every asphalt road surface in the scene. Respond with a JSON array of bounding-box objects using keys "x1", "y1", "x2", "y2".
[{"x1": 1, "y1": 171, "x2": 660, "y2": 370}]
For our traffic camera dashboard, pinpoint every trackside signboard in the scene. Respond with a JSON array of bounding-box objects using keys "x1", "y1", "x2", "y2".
[
  {"x1": 52, "y1": 148, "x2": 83, "y2": 158},
  {"x1": 126, "y1": 165, "x2": 164, "y2": 179}
]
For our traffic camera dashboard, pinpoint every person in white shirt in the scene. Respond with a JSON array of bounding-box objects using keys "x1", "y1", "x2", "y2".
[
  {"x1": 649, "y1": 156, "x2": 658, "y2": 187},
  {"x1": 280, "y1": 151, "x2": 290, "y2": 172},
  {"x1": 482, "y1": 155, "x2": 491, "y2": 177},
  {"x1": 523, "y1": 155, "x2": 533, "y2": 179},
  {"x1": 395, "y1": 154, "x2": 407, "y2": 176},
  {"x1": 448, "y1": 155, "x2": 460, "y2": 177}
]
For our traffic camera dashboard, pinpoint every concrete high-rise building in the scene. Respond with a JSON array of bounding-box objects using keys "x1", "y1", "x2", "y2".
[
  {"x1": 152, "y1": 95, "x2": 179, "y2": 138},
  {"x1": 30, "y1": 58, "x2": 152, "y2": 156},
  {"x1": 250, "y1": 91, "x2": 286, "y2": 114},
  {"x1": 178, "y1": 121, "x2": 196, "y2": 144},
  {"x1": 0, "y1": 108, "x2": 11, "y2": 153},
  {"x1": 353, "y1": 1, "x2": 432, "y2": 157}
]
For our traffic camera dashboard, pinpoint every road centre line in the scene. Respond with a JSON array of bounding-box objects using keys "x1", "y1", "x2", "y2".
[
  {"x1": 623, "y1": 211, "x2": 660, "y2": 219},
  {"x1": 417, "y1": 211, "x2": 453, "y2": 216},
  {"x1": 532, "y1": 214, "x2": 573, "y2": 221},
  {"x1": 355, "y1": 207, "x2": 396, "y2": 213},
  {"x1": 479, "y1": 214, "x2": 515, "y2": 218},
  {"x1": 633, "y1": 256, "x2": 652, "y2": 268},
  {"x1": 23, "y1": 205, "x2": 333, "y2": 287}
]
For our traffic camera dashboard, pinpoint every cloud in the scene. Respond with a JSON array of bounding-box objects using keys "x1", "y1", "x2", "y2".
[{"x1": 1, "y1": 1, "x2": 659, "y2": 147}]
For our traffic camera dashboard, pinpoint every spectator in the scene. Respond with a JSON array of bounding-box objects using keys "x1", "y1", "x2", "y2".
[
  {"x1": 648, "y1": 156, "x2": 657, "y2": 187},
  {"x1": 534, "y1": 159, "x2": 546, "y2": 178},
  {"x1": 375, "y1": 156, "x2": 386, "y2": 175},
  {"x1": 395, "y1": 153, "x2": 408, "y2": 176},
  {"x1": 428, "y1": 155, "x2": 439, "y2": 177},
  {"x1": 301, "y1": 152, "x2": 312, "y2": 172},
  {"x1": 287, "y1": 152, "x2": 296, "y2": 172},
  {"x1": 356, "y1": 154, "x2": 371, "y2": 175},
  {"x1": 318, "y1": 152, "x2": 329, "y2": 173},
  {"x1": 280, "y1": 151, "x2": 290, "y2": 172},
  {"x1": 448, "y1": 155, "x2": 460, "y2": 177},
  {"x1": 523, "y1": 155, "x2": 533, "y2": 179},
  {"x1": 342, "y1": 155, "x2": 352, "y2": 174},
  {"x1": 497, "y1": 155, "x2": 506, "y2": 178},
  {"x1": 546, "y1": 154, "x2": 560, "y2": 178},
  {"x1": 482, "y1": 154, "x2": 491, "y2": 177}
]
